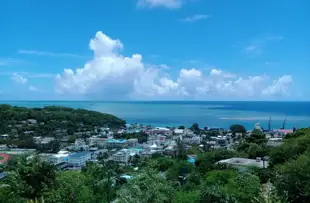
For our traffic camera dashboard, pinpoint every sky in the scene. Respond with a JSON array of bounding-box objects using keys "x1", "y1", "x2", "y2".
[{"x1": 1, "y1": 0, "x2": 309, "y2": 101}]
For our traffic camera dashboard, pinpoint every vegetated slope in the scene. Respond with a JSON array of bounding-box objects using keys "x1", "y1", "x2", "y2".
[{"x1": 0, "y1": 104, "x2": 126, "y2": 136}]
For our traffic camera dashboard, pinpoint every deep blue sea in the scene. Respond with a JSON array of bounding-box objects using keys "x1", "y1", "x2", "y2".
[{"x1": 1, "y1": 101, "x2": 310, "y2": 130}]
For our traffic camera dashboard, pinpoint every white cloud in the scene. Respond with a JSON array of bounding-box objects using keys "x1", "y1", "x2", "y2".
[
  {"x1": 262, "y1": 75, "x2": 293, "y2": 96},
  {"x1": 55, "y1": 31, "x2": 294, "y2": 100},
  {"x1": 0, "y1": 58, "x2": 21, "y2": 66},
  {"x1": 181, "y1": 14, "x2": 211, "y2": 23},
  {"x1": 29, "y1": 86, "x2": 38, "y2": 92},
  {"x1": 18, "y1": 50, "x2": 87, "y2": 58},
  {"x1": 244, "y1": 34, "x2": 283, "y2": 55},
  {"x1": 11, "y1": 73, "x2": 28, "y2": 84},
  {"x1": 210, "y1": 68, "x2": 236, "y2": 78},
  {"x1": 137, "y1": 0, "x2": 184, "y2": 9}
]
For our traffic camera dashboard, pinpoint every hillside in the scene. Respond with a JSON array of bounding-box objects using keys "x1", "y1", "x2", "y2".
[{"x1": 0, "y1": 104, "x2": 125, "y2": 138}]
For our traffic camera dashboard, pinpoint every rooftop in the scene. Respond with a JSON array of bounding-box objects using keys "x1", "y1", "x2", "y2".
[
  {"x1": 218, "y1": 158, "x2": 268, "y2": 168},
  {"x1": 107, "y1": 139, "x2": 127, "y2": 143},
  {"x1": 69, "y1": 151, "x2": 91, "y2": 158}
]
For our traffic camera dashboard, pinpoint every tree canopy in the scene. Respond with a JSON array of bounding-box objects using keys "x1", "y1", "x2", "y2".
[{"x1": 230, "y1": 124, "x2": 246, "y2": 135}]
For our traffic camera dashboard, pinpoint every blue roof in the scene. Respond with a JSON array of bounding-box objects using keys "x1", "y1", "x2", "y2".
[
  {"x1": 107, "y1": 139, "x2": 127, "y2": 144},
  {"x1": 69, "y1": 151, "x2": 90, "y2": 158},
  {"x1": 187, "y1": 157, "x2": 196, "y2": 164},
  {"x1": 120, "y1": 174, "x2": 132, "y2": 180},
  {"x1": 0, "y1": 172, "x2": 7, "y2": 179}
]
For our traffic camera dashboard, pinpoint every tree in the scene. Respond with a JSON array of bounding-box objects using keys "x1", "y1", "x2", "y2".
[
  {"x1": 269, "y1": 129, "x2": 310, "y2": 167},
  {"x1": 44, "y1": 171, "x2": 95, "y2": 203},
  {"x1": 166, "y1": 161, "x2": 194, "y2": 182},
  {"x1": 0, "y1": 183, "x2": 24, "y2": 203},
  {"x1": 196, "y1": 150, "x2": 237, "y2": 174},
  {"x1": 246, "y1": 129, "x2": 267, "y2": 145},
  {"x1": 178, "y1": 125, "x2": 185, "y2": 129},
  {"x1": 190, "y1": 123, "x2": 200, "y2": 133},
  {"x1": 176, "y1": 139, "x2": 187, "y2": 160},
  {"x1": 4, "y1": 155, "x2": 56, "y2": 200},
  {"x1": 82, "y1": 161, "x2": 118, "y2": 203},
  {"x1": 274, "y1": 152, "x2": 310, "y2": 203},
  {"x1": 230, "y1": 124, "x2": 246, "y2": 135},
  {"x1": 246, "y1": 143, "x2": 268, "y2": 159},
  {"x1": 117, "y1": 170, "x2": 176, "y2": 203},
  {"x1": 204, "y1": 170, "x2": 237, "y2": 186},
  {"x1": 173, "y1": 190, "x2": 200, "y2": 203},
  {"x1": 201, "y1": 173, "x2": 262, "y2": 203}
]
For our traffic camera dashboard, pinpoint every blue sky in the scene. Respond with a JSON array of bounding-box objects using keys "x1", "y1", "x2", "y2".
[{"x1": 1, "y1": 0, "x2": 309, "y2": 100}]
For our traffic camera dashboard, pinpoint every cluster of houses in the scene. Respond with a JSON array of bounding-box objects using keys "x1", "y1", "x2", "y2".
[{"x1": 0, "y1": 121, "x2": 297, "y2": 171}]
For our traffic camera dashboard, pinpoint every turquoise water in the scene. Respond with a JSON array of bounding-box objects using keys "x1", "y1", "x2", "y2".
[{"x1": 1, "y1": 101, "x2": 310, "y2": 130}]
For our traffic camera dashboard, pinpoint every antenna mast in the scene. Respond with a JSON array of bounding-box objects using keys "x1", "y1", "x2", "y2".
[
  {"x1": 268, "y1": 117, "x2": 271, "y2": 131},
  {"x1": 282, "y1": 117, "x2": 287, "y2": 130}
]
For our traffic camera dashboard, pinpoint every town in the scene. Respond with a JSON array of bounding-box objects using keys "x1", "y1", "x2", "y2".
[
  {"x1": 0, "y1": 105, "x2": 307, "y2": 203},
  {"x1": 0, "y1": 117, "x2": 294, "y2": 171}
]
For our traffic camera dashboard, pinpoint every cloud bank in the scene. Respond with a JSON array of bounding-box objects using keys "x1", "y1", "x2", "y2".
[
  {"x1": 137, "y1": 0, "x2": 184, "y2": 9},
  {"x1": 55, "y1": 31, "x2": 293, "y2": 100}
]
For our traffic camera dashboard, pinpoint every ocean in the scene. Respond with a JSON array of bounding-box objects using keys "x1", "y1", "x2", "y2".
[{"x1": 1, "y1": 101, "x2": 310, "y2": 130}]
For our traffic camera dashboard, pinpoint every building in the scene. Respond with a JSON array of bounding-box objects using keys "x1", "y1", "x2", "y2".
[
  {"x1": 67, "y1": 151, "x2": 91, "y2": 167},
  {"x1": 112, "y1": 148, "x2": 142, "y2": 163},
  {"x1": 183, "y1": 136, "x2": 201, "y2": 145},
  {"x1": 149, "y1": 127, "x2": 172, "y2": 136},
  {"x1": 174, "y1": 129, "x2": 184, "y2": 135},
  {"x1": 273, "y1": 129, "x2": 294, "y2": 138},
  {"x1": 107, "y1": 139, "x2": 127, "y2": 149},
  {"x1": 34, "y1": 137, "x2": 55, "y2": 145},
  {"x1": 0, "y1": 134, "x2": 8, "y2": 139},
  {"x1": 88, "y1": 136, "x2": 107, "y2": 147},
  {"x1": 210, "y1": 136, "x2": 229, "y2": 148},
  {"x1": 41, "y1": 151, "x2": 70, "y2": 165},
  {"x1": 74, "y1": 139, "x2": 89, "y2": 151},
  {"x1": 254, "y1": 123, "x2": 262, "y2": 131},
  {"x1": 267, "y1": 138, "x2": 283, "y2": 147},
  {"x1": 127, "y1": 138, "x2": 139, "y2": 147},
  {"x1": 112, "y1": 150, "x2": 130, "y2": 163},
  {"x1": 217, "y1": 157, "x2": 268, "y2": 172}
]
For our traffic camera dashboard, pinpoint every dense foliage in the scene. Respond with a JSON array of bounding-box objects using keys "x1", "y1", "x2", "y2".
[{"x1": 0, "y1": 105, "x2": 125, "y2": 149}]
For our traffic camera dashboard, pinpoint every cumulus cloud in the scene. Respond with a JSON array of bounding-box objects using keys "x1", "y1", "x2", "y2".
[
  {"x1": 55, "y1": 31, "x2": 293, "y2": 100},
  {"x1": 262, "y1": 75, "x2": 293, "y2": 96},
  {"x1": 137, "y1": 0, "x2": 184, "y2": 9},
  {"x1": 181, "y1": 14, "x2": 211, "y2": 23},
  {"x1": 11, "y1": 73, "x2": 28, "y2": 84}
]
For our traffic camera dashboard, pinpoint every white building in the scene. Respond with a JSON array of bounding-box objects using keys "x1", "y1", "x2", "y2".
[
  {"x1": 127, "y1": 138, "x2": 139, "y2": 147},
  {"x1": 254, "y1": 123, "x2": 262, "y2": 131},
  {"x1": 88, "y1": 136, "x2": 107, "y2": 147},
  {"x1": 174, "y1": 129, "x2": 184, "y2": 135},
  {"x1": 217, "y1": 157, "x2": 268, "y2": 171},
  {"x1": 210, "y1": 136, "x2": 229, "y2": 147},
  {"x1": 112, "y1": 148, "x2": 142, "y2": 163},
  {"x1": 267, "y1": 138, "x2": 283, "y2": 147},
  {"x1": 67, "y1": 151, "x2": 91, "y2": 167},
  {"x1": 74, "y1": 139, "x2": 89, "y2": 151},
  {"x1": 112, "y1": 150, "x2": 130, "y2": 163},
  {"x1": 150, "y1": 127, "x2": 172, "y2": 136}
]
